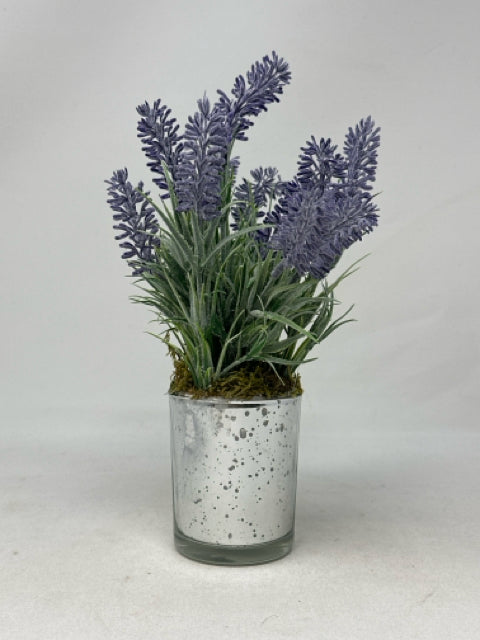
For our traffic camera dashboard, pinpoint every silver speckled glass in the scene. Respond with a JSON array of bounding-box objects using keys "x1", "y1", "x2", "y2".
[{"x1": 169, "y1": 394, "x2": 301, "y2": 565}]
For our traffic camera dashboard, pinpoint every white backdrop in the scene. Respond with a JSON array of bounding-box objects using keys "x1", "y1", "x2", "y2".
[{"x1": 1, "y1": 1, "x2": 480, "y2": 638}]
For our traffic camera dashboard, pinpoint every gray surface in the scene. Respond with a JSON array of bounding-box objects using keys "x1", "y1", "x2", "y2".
[{"x1": 1, "y1": 406, "x2": 479, "y2": 640}]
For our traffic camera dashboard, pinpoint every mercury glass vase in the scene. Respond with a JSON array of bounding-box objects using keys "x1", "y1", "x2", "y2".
[{"x1": 169, "y1": 393, "x2": 302, "y2": 565}]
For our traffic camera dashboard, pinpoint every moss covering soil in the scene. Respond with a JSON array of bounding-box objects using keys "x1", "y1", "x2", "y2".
[{"x1": 169, "y1": 358, "x2": 303, "y2": 400}]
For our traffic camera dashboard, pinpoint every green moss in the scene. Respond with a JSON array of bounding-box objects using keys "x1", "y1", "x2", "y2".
[{"x1": 169, "y1": 357, "x2": 303, "y2": 400}]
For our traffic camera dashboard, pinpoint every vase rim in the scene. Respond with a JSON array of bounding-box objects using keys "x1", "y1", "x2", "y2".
[{"x1": 168, "y1": 392, "x2": 302, "y2": 407}]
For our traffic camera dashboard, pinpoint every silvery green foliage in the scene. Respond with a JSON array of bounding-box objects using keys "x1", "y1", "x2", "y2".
[{"x1": 105, "y1": 169, "x2": 160, "y2": 276}]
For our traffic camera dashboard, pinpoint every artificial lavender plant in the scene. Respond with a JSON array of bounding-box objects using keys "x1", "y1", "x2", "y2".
[{"x1": 105, "y1": 52, "x2": 381, "y2": 395}]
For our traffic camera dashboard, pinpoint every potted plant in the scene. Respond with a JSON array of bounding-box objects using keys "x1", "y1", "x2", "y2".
[{"x1": 105, "y1": 51, "x2": 381, "y2": 565}]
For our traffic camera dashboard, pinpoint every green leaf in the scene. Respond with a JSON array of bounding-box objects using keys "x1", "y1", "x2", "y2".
[
  {"x1": 201, "y1": 223, "x2": 273, "y2": 268},
  {"x1": 325, "y1": 255, "x2": 369, "y2": 294},
  {"x1": 258, "y1": 355, "x2": 316, "y2": 367},
  {"x1": 250, "y1": 309, "x2": 320, "y2": 344}
]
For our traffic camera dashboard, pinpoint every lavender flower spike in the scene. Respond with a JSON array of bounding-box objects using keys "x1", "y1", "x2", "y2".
[
  {"x1": 105, "y1": 168, "x2": 160, "y2": 275},
  {"x1": 232, "y1": 166, "x2": 281, "y2": 230},
  {"x1": 297, "y1": 137, "x2": 345, "y2": 193},
  {"x1": 270, "y1": 184, "x2": 378, "y2": 279},
  {"x1": 343, "y1": 116, "x2": 381, "y2": 193},
  {"x1": 136, "y1": 99, "x2": 183, "y2": 198},
  {"x1": 269, "y1": 118, "x2": 380, "y2": 279},
  {"x1": 175, "y1": 96, "x2": 230, "y2": 220},
  {"x1": 216, "y1": 51, "x2": 291, "y2": 142}
]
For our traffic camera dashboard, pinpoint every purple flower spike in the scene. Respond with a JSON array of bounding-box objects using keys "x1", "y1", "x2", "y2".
[
  {"x1": 105, "y1": 169, "x2": 160, "y2": 275},
  {"x1": 343, "y1": 116, "x2": 381, "y2": 193},
  {"x1": 175, "y1": 96, "x2": 230, "y2": 220},
  {"x1": 216, "y1": 51, "x2": 291, "y2": 142},
  {"x1": 232, "y1": 166, "x2": 282, "y2": 230},
  {"x1": 270, "y1": 183, "x2": 378, "y2": 279},
  {"x1": 268, "y1": 118, "x2": 381, "y2": 279},
  {"x1": 297, "y1": 137, "x2": 345, "y2": 193},
  {"x1": 136, "y1": 100, "x2": 183, "y2": 198}
]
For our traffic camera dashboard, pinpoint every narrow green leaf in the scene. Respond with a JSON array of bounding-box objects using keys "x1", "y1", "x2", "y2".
[
  {"x1": 201, "y1": 223, "x2": 273, "y2": 268},
  {"x1": 250, "y1": 309, "x2": 319, "y2": 343}
]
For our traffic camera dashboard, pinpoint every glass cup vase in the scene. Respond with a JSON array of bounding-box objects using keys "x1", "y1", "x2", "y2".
[{"x1": 169, "y1": 393, "x2": 302, "y2": 566}]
